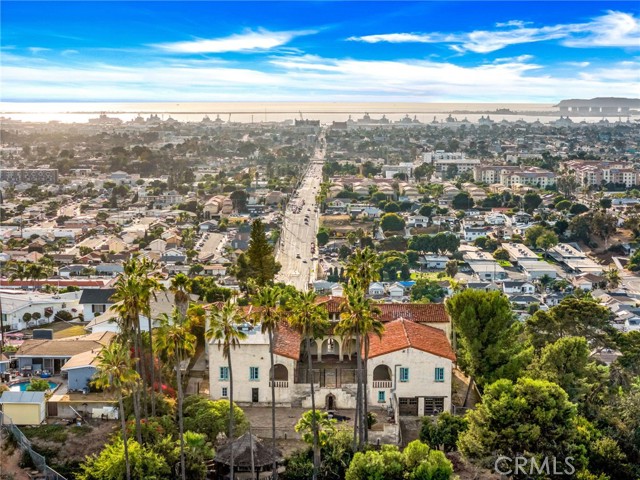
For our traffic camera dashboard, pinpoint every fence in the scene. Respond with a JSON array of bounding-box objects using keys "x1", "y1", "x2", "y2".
[{"x1": 0, "y1": 411, "x2": 67, "y2": 480}]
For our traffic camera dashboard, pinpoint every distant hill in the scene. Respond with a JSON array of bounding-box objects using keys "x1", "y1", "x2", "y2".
[{"x1": 555, "y1": 97, "x2": 640, "y2": 108}]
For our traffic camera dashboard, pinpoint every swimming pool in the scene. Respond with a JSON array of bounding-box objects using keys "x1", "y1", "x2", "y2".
[{"x1": 9, "y1": 381, "x2": 58, "y2": 392}]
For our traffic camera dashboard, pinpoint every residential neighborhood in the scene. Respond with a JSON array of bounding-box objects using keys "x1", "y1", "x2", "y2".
[{"x1": 1, "y1": 105, "x2": 639, "y2": 479}]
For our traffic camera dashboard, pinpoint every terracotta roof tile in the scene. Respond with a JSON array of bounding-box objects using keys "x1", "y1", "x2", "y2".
[
  {"x1": 316, "y1": 296, "x2": 449, "y2": 323},
  {"x1": 367, "y1": 318, "x2": 456, "y2": 361},
  {"x1": 273, "y1": 322, "x2": 301, "y2": 360}
]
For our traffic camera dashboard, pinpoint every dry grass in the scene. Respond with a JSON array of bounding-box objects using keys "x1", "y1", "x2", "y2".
[{"x1": 53, "y1": 324, "x2": 88, "y2": 339}]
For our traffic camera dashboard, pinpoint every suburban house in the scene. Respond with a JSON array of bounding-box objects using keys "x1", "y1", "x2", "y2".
[
  {"x1": 0, "y1": 290, "x2": 80, "y2": 331},
  {"x1": 86, "y1": 291, "x2": 196, "y2": 334},
  {"x1": 388, "y1": 283, "x2": 406, "y2": 299},
  {"x1": 208, "y1": 301, "x2": 456, "y2": 416},
  {"x1": 502, "y1": 281, "x2": 536, "y2": 295},
  {"x1": 61, "y1": 349, "x2": 101, "y2": 391},
  {"x1": 419, "y1": 255, "x2": 449, "y2": 269},
  {"x1": 573, "y1": 273, "x2": 605, "y2": 291},
  {"x1": 368, "y1": 282, "x2": 385, "y2": 297},
  {"x1": 79, "y1": 288, "x2": 116, "y2": 321},
  {"x1": 14, "y1": 331, "x2": 115, "y2": 375}
]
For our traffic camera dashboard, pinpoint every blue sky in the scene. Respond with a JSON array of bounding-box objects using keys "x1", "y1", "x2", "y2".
[{"x1": 1, "y1": 1, "x2": 639, "y2": 102}]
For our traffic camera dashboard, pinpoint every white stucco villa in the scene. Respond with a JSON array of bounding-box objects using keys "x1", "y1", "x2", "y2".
[{"x1": 208, "y1": 299, "x2": 456, "y2": 417}]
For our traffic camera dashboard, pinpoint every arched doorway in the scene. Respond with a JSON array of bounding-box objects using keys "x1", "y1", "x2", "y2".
[
  {"x1": 326, "y1": 393, "x2": 336, "y2": 410},
  {"x1": 270, "y1": 364, "x2": 289, "y2": 387},
  {"x1": 373, "y1": 364, "x2": 392, "y2": 388},
  {"x1": 321, "y1": 338, "x2": 339, "y2": 361},
  {"x1": 342, "y1": 339, "x2": 357, "y2": 361}
]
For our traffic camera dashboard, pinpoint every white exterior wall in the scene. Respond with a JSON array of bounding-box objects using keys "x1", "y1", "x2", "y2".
[
  {"x1": 208, "y1": 342, "x2": 296, "y2": 405},
  {"x1": 368, "y1": 349, "x2": 452, "y2": 414}
]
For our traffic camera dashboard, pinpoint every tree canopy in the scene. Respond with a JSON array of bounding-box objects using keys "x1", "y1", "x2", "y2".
[{"x1": 446, "y1": 289, "x2": 529, "y2": 389}]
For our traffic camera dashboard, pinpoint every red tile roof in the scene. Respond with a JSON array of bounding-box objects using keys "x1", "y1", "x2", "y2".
[
  {"x1": 316, "y1": 297, "x2": 449, "y2": 323},
  {"x1": 273, "y1": 323, "x2": 301, "y2": 361},
  {"x1": 0, "y1": 279, "x2": 108, "y2": 288},
  {"x1": 367, "y1": 318, "x2": 456, "y2": 361}
]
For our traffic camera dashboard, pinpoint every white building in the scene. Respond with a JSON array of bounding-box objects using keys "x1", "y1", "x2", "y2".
[
  {"x1": 0, "y1": 290, "x2": 80, "y2": 331},
  {"x1": 423, "y1": 152, "x2": 481, "y2": 175},
  {"x1": 207, "y1": 301, "x2": 455, "y2": 416}
]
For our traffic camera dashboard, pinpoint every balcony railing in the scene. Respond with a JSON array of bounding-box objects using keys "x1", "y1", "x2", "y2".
[
  {"x1": 294, "y1": 367, "x2": 357, "y2": 387},
  {"x1": 373, "y1": 380, "x2": 392, "y2": 389},
  {"x1": 269, "y1": 380, "x2": 289, "y2": 388}
]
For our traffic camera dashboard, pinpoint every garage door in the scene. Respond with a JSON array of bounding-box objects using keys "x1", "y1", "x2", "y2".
[
  {"x1": 398, "y1": 397, "x2": 418, "y2": 416},
  {"x1": 424, "y1": 397, "x2": 445, "y2": 416}
]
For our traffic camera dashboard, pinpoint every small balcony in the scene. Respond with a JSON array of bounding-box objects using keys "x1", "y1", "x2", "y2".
[
  {"x1": 373, "y1": 380, "x2": 392, "y2": 389},
  {"x1": 269, "y1": 380, "x2": 289, "y2": 388}
]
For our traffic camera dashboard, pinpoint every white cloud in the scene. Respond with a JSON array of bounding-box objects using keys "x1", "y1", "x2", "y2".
[
  {"x1": 346, "y1": 33, "x2": 443, "y2": 44},
  {"x1": 1, "y1": 52, "x2": 638, "y2": 102},
  {"x1": 28, "y1": 47, "x2": 51, "y2": 54},
  {"x1": 563, "y1": 11, "x2": 640, "y2": 47},
  {"x1": 152, "y1": 29, "x2": 314, "y2": 54},
  {"x1": 347, "y1": 10, "x2": 640, "y2": 53}
]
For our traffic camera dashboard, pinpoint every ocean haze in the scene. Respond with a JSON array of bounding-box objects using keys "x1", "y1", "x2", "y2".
[{"x1": 0, "y1": 101, "x2": 628, "y2": 124}]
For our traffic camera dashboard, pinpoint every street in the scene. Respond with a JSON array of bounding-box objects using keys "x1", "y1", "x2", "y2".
[{"x1": 275, "y1": 137, "x2": 325, "y2": 291}]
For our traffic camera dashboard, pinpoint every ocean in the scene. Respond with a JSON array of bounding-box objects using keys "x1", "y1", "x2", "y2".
[{"x1": 0, "y1": 102, "x2": 631, "y2": 124}]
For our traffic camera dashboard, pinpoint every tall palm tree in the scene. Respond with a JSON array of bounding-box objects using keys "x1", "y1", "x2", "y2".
[
  {"x1": 155, "y1": 309, "x2": 196, "y2": 480},
  {"x1": 359, "y1": 302, "x2": 383, "y2": 445},
  {"x1": 336, "y1": 283, "x2": 381, "y2": 449},
  {"x1": 93, "y1": 341, "x2": 139, "y2": 480},
  {"x1": 345, "y1": 247, "x2": 381, "y2": 291},
  {"x1": 8, "y1": 262, "x2": 29, "y2": 283},
  {"x1": 206, "y1": 300, "x2": 247, "y2": 479},
  {"x1": 137, "y1": 259, "x2": 165, "y2": 416},
  {"x1": 288, "y1": 290, "x2": 329, "y2": 480},
  {"x1": 111, "y1": 263, "x2": 146, "y2": 443},
  {"x1": 26, "y1": 263, "x2": 50, "y2": 290},
  {"x1": 171, "y1": 273, "x2": 192, "y2": 317},
  {"x1": 252, "y1": 285, "x2": 283, "y2": 479}
]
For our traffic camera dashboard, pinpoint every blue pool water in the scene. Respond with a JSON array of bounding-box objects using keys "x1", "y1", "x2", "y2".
[{"x1": 10, "y1": 381, "x2": 58, "y2": 392}]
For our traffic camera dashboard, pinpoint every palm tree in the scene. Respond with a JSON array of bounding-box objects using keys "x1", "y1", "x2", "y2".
[
  {"x1": 252, "y1": 285, "x2": 283, "y2": 479},
  {"x1": 8, "y1": 262, "x2": 29, "y2": 283},
  {"x1": 604, "y1": 267, "x2": 621, "y2": 290},
  {"x1": 137, "y1": 259, "x2": 165, "y2": 416},
  {"x1": 110, "y1": 263, "x2": 146, "y2": 443},
  {"x1": 536, "y1": 274, "x2": 554, "y2": 294},
  {"x1": 171, "y1": 273, "x2": 192, "y2": 317},
  {"x1": 288, "y1": 290, "x2": 329, "y2": 480},
  {"x1": 359, "y1": 300, "x2": 383, "y2": 445},
  {"x1": 206, "y1": 300, "x2": 247, "y2": 479},
  {"x1": 155, "y1": 309, "x2": 196, "y2": 480},
  {"x1": 345, "y1": 247, "x2": 381, "y2": 291},
  {"x1": 93, "y1": 341, "x2": 139, "y2": 480},
  {"x1": 336, "y1": 283, "x2": 383, "y2": 449},
  {"x1": 26, "y1": 263, "x2": 50, "y2": 290}
]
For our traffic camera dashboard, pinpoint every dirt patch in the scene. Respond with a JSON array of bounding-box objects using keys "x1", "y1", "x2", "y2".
[
  {"x1": 447, "y1": 452, "x2": 501, "y2": 480},
  {"x1": 27, "y1": 420, "x2": 117, "y2": 475},
  {"x1": 1, "y1": 430, "x2": 31, "y2": 480}
]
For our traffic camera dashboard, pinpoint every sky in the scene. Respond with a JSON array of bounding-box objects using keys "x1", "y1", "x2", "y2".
[{"x1": 1, "y1": 1, "x2": 639, "y2": 103}]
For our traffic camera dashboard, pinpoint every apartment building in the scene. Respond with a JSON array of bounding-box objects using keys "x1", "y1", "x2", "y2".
[
  {"x1": 473, "y1": 165, "x2": 556, "y2": 188},
  {"x1": 423, "y1": 151, "x2": 481, "y2": 174},
  {"x1": 565, "y1": 160, "x2": 640, "y2": 188},
  {"x1": 0, "y1": 169, "x2": 59, "y2": 185}
]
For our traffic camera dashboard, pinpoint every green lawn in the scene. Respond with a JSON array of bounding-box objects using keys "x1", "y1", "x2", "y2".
[{"x1": 410, "y1": 271, "x2": 454, "y2": 282}]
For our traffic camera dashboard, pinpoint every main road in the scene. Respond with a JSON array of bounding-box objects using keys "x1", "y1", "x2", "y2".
[{"x1": 275, "y1": 135, "x2": 325, "y2": 291}]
